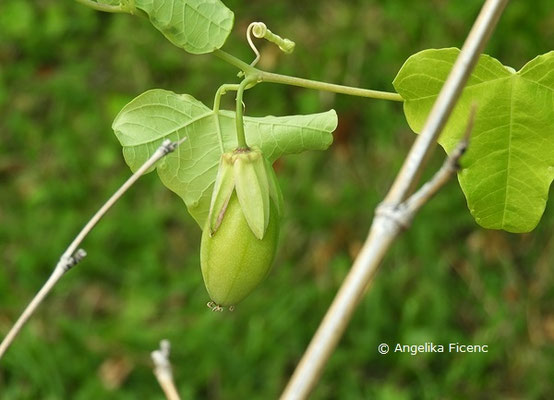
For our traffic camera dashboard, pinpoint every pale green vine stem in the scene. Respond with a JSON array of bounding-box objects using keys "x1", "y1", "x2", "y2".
[
  {"x1": 213, "y1": 50, "x2": 403, "y2": 102},
  {"x1": 260, "y1": 71, "x2": 403, "y2": 102},
  {"x1": 235, "y1": 76, "x2": 259, "y2": 149},
  {"x1": 214, "y1": 50, "x2": 257, "y2": 74},
  {"x1": 213, "y1": 84, "x2": 240, "y2": 113},
  {"x1": 75, "y1": 0, "x2": 130, "y2": 14}
]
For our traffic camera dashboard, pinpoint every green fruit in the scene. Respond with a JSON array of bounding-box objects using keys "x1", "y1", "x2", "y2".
[{"x1": 200, "y1": 193, "x2": 280, "y2": 307}]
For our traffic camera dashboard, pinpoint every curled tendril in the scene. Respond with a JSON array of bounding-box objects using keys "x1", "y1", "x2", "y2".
[
  {"x1": 251, "y1": 22, "x2": 268, "y2": 39},
  {"x1": 246, "y1": 22, "x2": 296, "y2": 68},
  {"x1": 246, "y1": 22, "x2": 263, "y2": 68}
]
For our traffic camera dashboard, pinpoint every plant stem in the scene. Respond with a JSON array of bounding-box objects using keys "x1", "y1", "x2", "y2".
[
  {"x1": 401, "y1": 106, "x2": 475, "y2": 214},
  {"x1": 384, "y1": 0, "x2": 508, "y2": 204},
  {"x1": 214, "y1": 50, "x2": 403, "y2": 102},
  {"x1": 213, "y1": 84, "x2": 240, "y2": 113},
  {"x1": 260, "y1": 71, "x2": 403, "y2": 101},
  {"x1": 152, "y1": 340, "x2": 182, "y2": 400},
  {"x1": 235, "y1": 77, "x2": 258, "y2": 149},
  {"x1": 0, "y1": 138, "x2": 186, "y2": 360},
  {"x1": 214, "y1": 49, "x2": 257, "y2": 74},
  {"x1": 75, "y1": 0, "x2": 130, "y2": 14}
]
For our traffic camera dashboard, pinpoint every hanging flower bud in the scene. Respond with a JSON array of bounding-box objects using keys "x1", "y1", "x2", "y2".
[{"x1": 200, "y1": 147, "x2": 283, "y2": 308}]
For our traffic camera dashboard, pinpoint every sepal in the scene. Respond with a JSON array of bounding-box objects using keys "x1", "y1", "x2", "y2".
[
  {"x1": 207, "y1": 153, "x2": 235, "y2": 235},
  {"x1": 264, "y1": 157, "x2": 284, "y2": 218},
  {"x1": 234, "y1": 149, "x2": 269, "y2": 240},
  {"x1": 206, "y1": 147, "x2": 283, "y2": 240}
]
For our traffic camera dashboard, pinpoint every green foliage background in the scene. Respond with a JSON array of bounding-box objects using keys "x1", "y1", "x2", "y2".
[{"x1": 1, "y1": 0, "x2": 553, "y2": 398}]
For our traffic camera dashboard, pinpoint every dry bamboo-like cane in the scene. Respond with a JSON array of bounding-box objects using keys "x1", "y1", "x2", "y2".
[
  {"x1": 280, "y1": 0, "x2": 509, "y2": 398},
  {"x1": 152, "y1": 340, "x2": 182, "y2": 400}
]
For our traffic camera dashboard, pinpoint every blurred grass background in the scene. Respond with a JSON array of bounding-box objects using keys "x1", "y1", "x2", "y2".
[{"x1": 1, "y1": 0, "x2": 554, "y2": 398}]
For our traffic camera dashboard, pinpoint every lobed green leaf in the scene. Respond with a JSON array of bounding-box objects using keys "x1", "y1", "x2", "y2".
[{"x1": 394, "y1": 48, "x2": 554, "y2": 233}]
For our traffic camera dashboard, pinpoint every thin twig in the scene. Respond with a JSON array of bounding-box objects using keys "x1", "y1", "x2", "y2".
[
  {"x1": 280, "y1": 1, "x2": 508, "y2": 398},
  {"x1": 375, "y1": 107, "x2": 475, "y2": 230},
  {"x1": 152, "y1": 340, "x2": 182, "y2": 400},
  {"x1": 401, "y1": 105, "x2": 476, "y2": 217},
  {"x1": 0, "y1": 138, "x2": 186, "y2": 360},
  {"x1": 280, "y1": 109, "x2": 477, "y2": 400}
]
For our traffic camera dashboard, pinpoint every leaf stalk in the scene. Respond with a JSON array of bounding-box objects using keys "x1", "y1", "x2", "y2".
[
  {"x1": 213, "y1": 84, "x2": 240, "y2": 113},
  {"x1": 214, "y1": 50, "x2": 403, "y2": 102},
  {"x1": 75, "y1": 0, "x2": 131, "y2": 14},
  {"x1": 235, "y1": 76, "x2": 259, "y2": 149}
]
